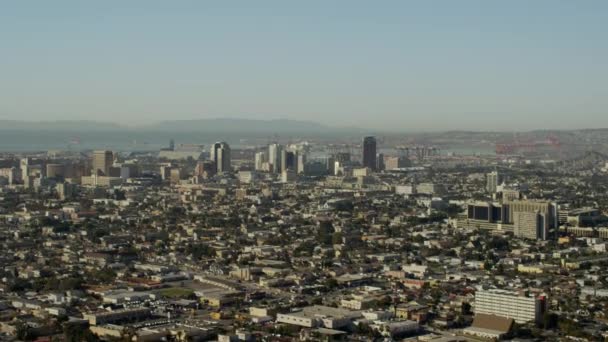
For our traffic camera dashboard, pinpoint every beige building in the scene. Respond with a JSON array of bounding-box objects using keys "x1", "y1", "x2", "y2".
[
  {"x1": 92, "y1": 150, "x2": 113, "y2": 176},
  {"x1": 383, "y1": 156, "x2": 409, "y2": 170},
  {"x1": 508, "y1": 200, "x2": 556, "y2": 240},
  {"x1": 81, "y1": 175, "x2": 122, "y2": 187},
  {"x1": 462, "y1": 200, "x2": 557, "y2": 240},
  {"x1": 352, "y1": 167, "x2": 371, "y2": 177},
  {"x1": 277, "y1": 305, "x2": 361, "y2": 329},
  {"x1": 83, "y1": 308, "x2": 151, "y2": 326},
  {"x1": 46, "y1": 164, "x2": 65, "y2": 179}
]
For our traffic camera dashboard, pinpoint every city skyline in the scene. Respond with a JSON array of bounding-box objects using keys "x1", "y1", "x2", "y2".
[
  {"x1": 2, "y1": 1, "x2": 608, "y2": 131},
  {"x1": 2, "y1": 2, "x2": 608, "y2": 340}
]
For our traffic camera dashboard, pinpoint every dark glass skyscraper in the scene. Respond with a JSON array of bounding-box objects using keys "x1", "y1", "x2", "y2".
[
  {"x1": 210, "y1": 142, "x2": 231, "y2": 173},
  {"x1": 362, "y1": 136, "x2": 377, "y2": 170}
]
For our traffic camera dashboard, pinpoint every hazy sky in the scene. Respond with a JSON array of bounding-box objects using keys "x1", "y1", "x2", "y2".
[{"x1": 1, "y1": 1, "x2": 607, "y2": 131}]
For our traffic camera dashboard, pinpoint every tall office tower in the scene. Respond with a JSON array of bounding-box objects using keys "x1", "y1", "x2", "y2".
[
  {"x1": 326, "y1": 156, "x2": 336, "y2": 175},
  {"x1": 194, "y1": 160, "x2": 205, "y2": 177},
  {"x1": 383, "y1": 156, "x2": 409, "y2": 170},
  {"x1": 211, "y1": 142, "x2": 231, "y2": 173},
  {"x1": 169, "y1": 139, "x2": 175, "y2": 151},
  {"x1": 193, "y1": 160, "x2": 216, "y2": 179},
  {"x1": 296, "y1": 153, "x2": 306, "y2": 174},
  {"x1": 376, "y1": 153, "x2": 385, "y2": 171},
  {"x1": 268, "y1": 143, "x2": 282, "y2": 173},
  {"x1": 254, "y1": 151, "x2": 268, "y2": 171},
  {"x1": 333, "y1": 160, "x2": 344, "y2": 176},
  {"x1": 92, "y1": 150, "x2": 114, "y2": 176},
  {"x1": 160, "y1": 164, "x2": 172, "y2": 180},
  {"x1": 0, "y1": 167, "x2": 18, "y2": 185},
  {"x1": 46, "y1": 164, "x2": 65, "y2": 179},
  {"x1": 281, "y1": 150, "x2": 296, "y2": 172},
  {"x1": 486, "y1": 171, "x2": 499, "y2": 193},
  {"x1": 280, "y1": 149, "x2": 287, "y2": 173},
  {"x1": 362, "y1": 136, "x2": 377, "y2": 171},
  {"x1": 508, "y1": 200, "x2": 558, "y2": 240},
  {"x1": 209, "y1": 143, "x2": 217, "y2": 164},
  {"x1": 474, "y1": 289, "x2": 546, "y2": 324},
  {"x1": 119, "y1": 163, "x2": 138, "y2": 179},
  {"x1": 168, "y1": 168, "x2": 181, "y2": 183},
  {"x1": 20, "y1": 157, "x2": 30, "y2": 183},
  {"x1": 7, "y1": 167, "x2": 17, "y2": 185}
]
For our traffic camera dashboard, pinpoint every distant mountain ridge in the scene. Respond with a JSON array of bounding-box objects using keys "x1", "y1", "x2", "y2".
[
  {"x1": 153, "y1": 118, "x2": 339, "y2": 132},
  {"x1": 1, "y1": 118, "x2": 607, "y2": 135}
]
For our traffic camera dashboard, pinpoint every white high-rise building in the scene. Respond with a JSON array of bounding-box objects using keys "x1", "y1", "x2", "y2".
[
  {"x1": 255, "y1": 151, "x2": 267, "y2": 171},
  {"x1": 280, "y1": 149, "x2": 287, "y2": 173},
  {"x1": 268, "y1": 143, "x2": 282, "y2": 174},
  {"x1": 8, "y1": 167, "x2": 17, "y2": 185},
  {"x1": 297, "y1": 153, "x2": 306, "y2": 174},
  {"x1": 474, "y1": 288, "x2": 546, "y2": 324},
  {"x1": 20, "y1": 157, "x2": 30, "y2": 183},
  {"x1": 486, "y1": 171, "x2": 499, "y2": 193}
]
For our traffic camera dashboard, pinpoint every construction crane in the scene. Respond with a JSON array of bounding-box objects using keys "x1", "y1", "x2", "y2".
[{"x1": 495, "y1": 135, "x2": 561, "y2": 155}]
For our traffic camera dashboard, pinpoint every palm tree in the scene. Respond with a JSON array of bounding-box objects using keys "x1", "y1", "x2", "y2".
[{"x1": 120, "y1": 327, "x2": 137, "y2": 342}]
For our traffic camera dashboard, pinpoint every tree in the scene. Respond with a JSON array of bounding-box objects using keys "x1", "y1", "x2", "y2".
[
  {"x1": 8, "y1": 278, "x2": 31, "y2": 292},
  {"x1": 119, "y1": 327, "x2": 138, "y2": 342},
  {"x1": 317, "y1": 221, "x2": 334, "y2": 246},
  {"x1": 187, "y1": 243, "x2": 215, "y2": 260},
  {"x1": 64, "y1": 323, "x2": 100, "y2": 342},
  {"x1": 15, "y1": 321, "x2": 34, "y2": 341},
  {"x1": 558, "y1": 317, "x2": 588, "y2": 338},
  {"x1": 324, "y1": 278, "x2": 338, "y2": 290},
  {"x1": 331, "y1": 232, "x2": 343, "y2": 245},
  {"x1": 429, "y1": 211, "x2": 447, "y2": 222},
  {"x1": 294, "y1": 240, "x2": 316, "y2": 257},
  {"x1": 411, "y1": 234, "x2": 425, "y2": 244},
  {"x1": 86, "y1": 268, "x2": 116, "y2": 284},
  {"x1": 462, "y1": 302, "x2": 472, "y2": 315},
  {"x1": 356, "y1": 322, "x2": 373, "y2": 335},
  {"x1": 542, "y1": 312, "x2": 558, "y2": 330},
  {"x1": 487, "y1": 236, "x2": 509, "y2": 251},
  {"x1": 445, "y1": 204, "x2": 464, "y2": 218},
  {"x1": 376, "y1": 295, "x2": 392, "y2": 308}
]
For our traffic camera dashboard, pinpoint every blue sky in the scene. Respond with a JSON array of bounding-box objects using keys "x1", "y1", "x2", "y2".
[{"x1": 1, "y1": 1, "x2": 607, "y2": 131}]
